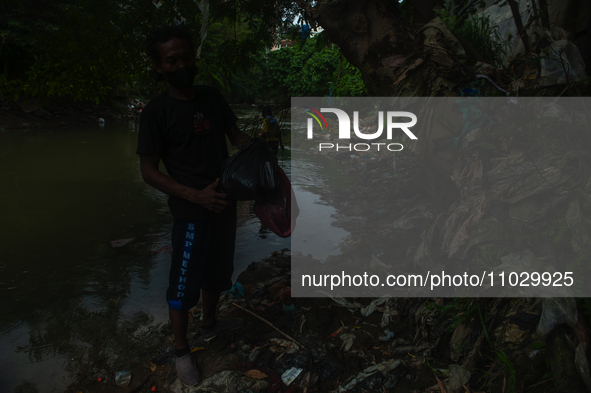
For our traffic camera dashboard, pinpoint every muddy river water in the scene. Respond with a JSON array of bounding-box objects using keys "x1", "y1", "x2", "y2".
[{"x1": 0, "y1": 106, "x2": 347, "y2": 392}]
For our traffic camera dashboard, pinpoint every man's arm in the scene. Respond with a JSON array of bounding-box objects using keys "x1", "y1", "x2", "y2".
[
  {"x1": 224, "y1": 123, "x2": 250, "y2": 147},
  {"x1": 139, "y1": 154, "x2": 227, "y2": 213}
]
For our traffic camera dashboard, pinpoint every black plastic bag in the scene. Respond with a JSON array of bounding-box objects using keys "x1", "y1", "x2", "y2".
[{"x1": 220, "y1": 137, "x2": 280, "y2": 201}]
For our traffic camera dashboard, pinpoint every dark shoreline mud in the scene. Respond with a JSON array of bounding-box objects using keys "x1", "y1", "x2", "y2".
[
  {"x1": 64, "y1": 250, "x2": 437, "y2": 393},
  {"x1": 65, "y1": 248, "x2": 579, "y2": 393}
]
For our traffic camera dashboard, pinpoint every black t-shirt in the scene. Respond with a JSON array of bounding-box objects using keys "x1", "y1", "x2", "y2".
[{"x1": 137, "y1": 85, "x2": 238, "y2": 221}]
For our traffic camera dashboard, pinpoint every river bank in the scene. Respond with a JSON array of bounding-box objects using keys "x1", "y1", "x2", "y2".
[
  {"x1": 286, "y1": 96, "x2": 591, "y2": 392},
  {"x1": 64, "y1": 248, "x2": 577, "y2": 393},
  {"x1": 64, "y1": 250, "x2": 444, "y2": 393}
]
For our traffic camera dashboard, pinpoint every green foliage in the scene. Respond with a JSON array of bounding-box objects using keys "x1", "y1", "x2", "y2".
[
  {"x1": 423, "y1": 298, "x2": 480, "y2": 332},
  {"x1": 458, "y1": 14, "x2": 509, "y2": 66},
  {"x1": 195, "y1": 15, "x2": 288, "y2": 102},
  {"x1": 0, "y1": 0, "x2": 365, "y2": 103},
  {"x1": 0, "y1": 0, "x2": 202, "y2": 104},
  {"x1": 495, "y1": 350, "x2": 517, "y2": 392},
  {"x1": 396, "y1": 0, "x2": 416, "y2": 23},
  {"x1": 424, "y1": 359, "x2": 447, "y2": 378},
  {"x1": 211, "y1": 0, "x2": 302, "y2": 44},
  {"x1": 334, "y1": 60, "x2": 367, "y2": 97},
  {"x1": 194, "y1": 0, "x2": 307, "y2": 101},
  {"x1": 260, "y1": 35, "x2": 367, "y2": 99},
  {"x1": 474, "y1": 247, "x2": 506, "y2": 269},
  {"x1": 444, "y1": 0, "x2": 487, "y2": 28},
  {"x1": 542, "y1": 218, "x2": 569, "y2": 246},
  {"x1": 437, "y1": 6, "x2": 509, "y2": 67}
]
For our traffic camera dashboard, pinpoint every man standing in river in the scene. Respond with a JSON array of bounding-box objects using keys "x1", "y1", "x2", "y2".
[{"x1": 137, "y1": 25, "x2": 248, "y2": 387}]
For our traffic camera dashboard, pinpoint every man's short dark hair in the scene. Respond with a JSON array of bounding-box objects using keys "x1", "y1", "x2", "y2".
[{"x1": 145, "y1": 25, "x2": 195, "y2": 65}]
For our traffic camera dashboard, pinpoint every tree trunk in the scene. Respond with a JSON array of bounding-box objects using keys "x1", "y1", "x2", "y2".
[{"x1": 294, "y1": 0, "x2": 472, "y2": 97}]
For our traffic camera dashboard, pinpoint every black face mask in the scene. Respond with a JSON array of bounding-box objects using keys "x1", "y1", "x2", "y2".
[{"x1": 165, "y1": 65, "x2": 197, "y2": 89}]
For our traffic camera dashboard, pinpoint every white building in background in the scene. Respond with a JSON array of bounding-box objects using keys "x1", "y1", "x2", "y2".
[{"x1": 270, "y1": 26, "x2": 324, "y2": 51}]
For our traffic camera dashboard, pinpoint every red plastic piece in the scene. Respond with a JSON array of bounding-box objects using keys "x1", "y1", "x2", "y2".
[{"x1": 253, "y1": 167, "x2": 299, "y2": 238}]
